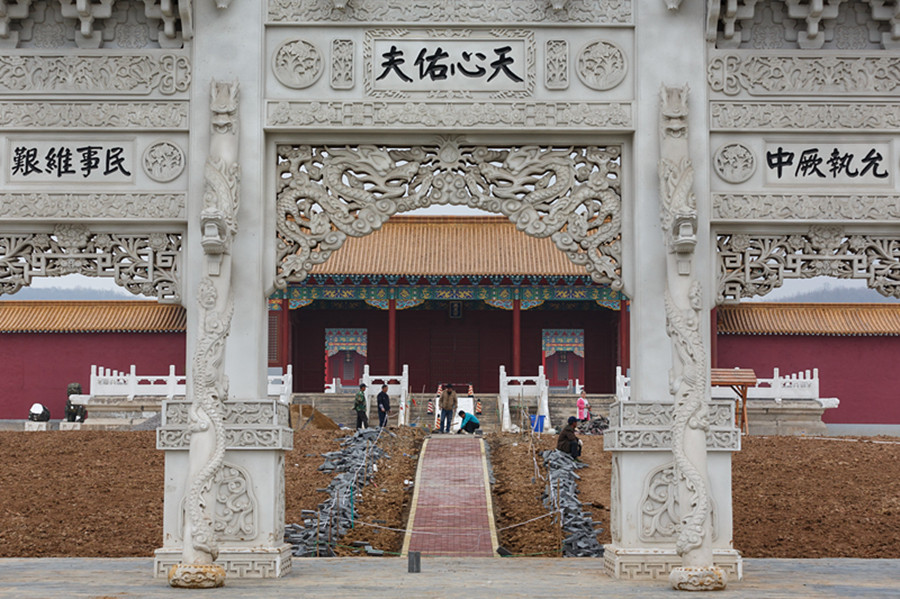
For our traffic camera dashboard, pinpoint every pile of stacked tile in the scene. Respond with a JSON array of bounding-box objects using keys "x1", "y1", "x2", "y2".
[
  {"x1": 577, "y1": 415, "x2": 610, "y2": 435},
  {"x1": 541, "y1": 449, "x2": 605, "y2": 557},
  {"x1": 285, "y1": 428, "x2": 389, "y2": 557}
]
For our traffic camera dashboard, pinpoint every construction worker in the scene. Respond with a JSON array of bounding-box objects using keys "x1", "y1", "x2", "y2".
[
  {"x1": 438, "y1": 383, "x2": 457, "y2": 433},
  {"x1": 354, "y1": 384, "x2": 368, "y2": 430},
  {"x1": 557, "y1": 416, "x2": 582, "y2": 460},
  {"x1": 457, "y1": 410, "x2": 480, "y2": 434},
  {"x1": 376, "y1": 384, "x2": 391, "y2": 427}
]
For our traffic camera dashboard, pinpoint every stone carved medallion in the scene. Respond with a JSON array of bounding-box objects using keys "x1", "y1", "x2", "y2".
[
  {"x1": 577, "y1": 40, "x2": 626, "y2": 91},
  {"x1": 713, "y1": 143, "x2": 755, "y2": 183},
  {"x1": 272, "y1": 39, "x2": 324, "y2": 89},
  {"x1": 143, "y1": 141, "x2": 186, "y2": 182}
]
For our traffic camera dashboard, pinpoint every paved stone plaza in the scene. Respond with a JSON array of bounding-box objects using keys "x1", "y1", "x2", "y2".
[{"x1": 0, "y1": 557, "x2": 897, "y2": 598}]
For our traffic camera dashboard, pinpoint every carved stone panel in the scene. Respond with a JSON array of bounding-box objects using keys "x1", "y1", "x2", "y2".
[
  {"x1": 272, "y1": 39, "x2": 324, "y2": 89},
  {"x1": 576, "y1": 40, "x2": 626, "y2": 91},
  {"x1": 142, "y1": 140, "x2": 186, "y2": 182},
  {"x1": 176, "y1": 462, "x2": 258, "y2": 542},
  {"x1": 545, "y1": 39, "x2": 569, "y2": 90},
  {"x1": 275, "y1": 141, "x2": 623, "y2": 289},
  {"x1": 713, "y1": 193, "x2": 900, "y2": 221},
  {"x1": 713, "y1": 143, "x2": 755, "y2": 183},
  {"x1": 0, "y1": 192, "x2": 186, "y2": 219},
  {"x1": 710, "y1": 102, "x2": 900, "y2": 131},
  {"x1": 0, "y1": 53, "x2": 191, "y2": 95},
  {"x1": 330, "y1": 38, "x2": 354, "y2": 90},
  {"x1": 639, "y1": 462, "x2": 718, "y2": 543}
]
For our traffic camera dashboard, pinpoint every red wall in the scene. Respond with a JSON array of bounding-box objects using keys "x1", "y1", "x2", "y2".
[
  {"x1": 0, "y1": 332, "x2": 186, "y2": 420},
  {"x1": 291, "y1": 306, "x2": 619, "y2": 394},
  {"x1": 716, "y1": 334, "x2": 900, "y2": 424}
]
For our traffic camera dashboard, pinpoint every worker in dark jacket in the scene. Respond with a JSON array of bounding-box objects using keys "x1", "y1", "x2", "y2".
[
  {"x1": 376, "y1": 384, "x2": 391, "y2": 428},
  {"x1": 557, "y1": 416, "x2": 582, "y2": 460},
  {"x1": 457, "y1": 410, "x2": 480, "y2": 434}
]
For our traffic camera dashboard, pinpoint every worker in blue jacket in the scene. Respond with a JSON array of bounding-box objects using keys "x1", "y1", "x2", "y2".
[{"x1": 457, "y1": 410, "x2": 480, "y2": 434}]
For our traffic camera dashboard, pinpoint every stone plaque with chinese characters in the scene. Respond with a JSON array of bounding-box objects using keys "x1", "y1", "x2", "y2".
[
  {"x1": 366, "y1": 30, "x2": 534, "y2": 96},
  {"x1": 764, "y1": 142, "x2": 892, "y2": 186},
  {"x1": 7, "y1": 139, "x2": 135, "y2": 184}
]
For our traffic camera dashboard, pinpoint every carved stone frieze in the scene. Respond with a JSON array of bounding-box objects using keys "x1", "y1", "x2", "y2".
[
  {"x1": 275, "y1": 141, "x2": 623, "y2": 288},
  {"x1": 0, "y1": 225, "x2": 181, "y2": 301},
  {"x1": 143, "y1": 141, "x2": 186, "y2": 182},
  {"x1": 266, "y1": 100, "x2": 632, "y2": 130},
  {"x1": 0, "y1": 192, "x2": 186, "y2": 219},
  {"x1": 713, "y1": 143, "x2": 755, "y2": 183},
  {"x1": 710, "y1": 102, "x2": 900, "y2": 131},
  {"x1": 331, "y1": 38, "x2": 354, "y2": 89},
  {"x1": 0, "y1": 53, "x2": 191, "y2": 94},
  {"x1": 713, "y1": 193, "x2": 900, "y2": 221},
  {"x1": 163, "y1": 400, "x2": 290, "y2": 427},
  {"x1": 267, "y1": 0, "x2": 632, "y2": 25},
  {"x1": 0, "y1": 101, "x2": 189, "y2": 130},
  {"x1": 576, "y1": 40, "x2": 626, "y2": 91},
  {"x1": 708, "y1": 53, "x2": 900, "y2": 96},
  {"x1": 545, "y1": 40, "x2": 568, "y2": 90},
  {"x1": 272, "y1": 39, "x2": 324, "y2": 89},
  {"x1": 604, "y1": 400, "x2": 738, "y2": 451},
  {"x1": 718, "y1": 226, "x2": 900, "y2": 301}
]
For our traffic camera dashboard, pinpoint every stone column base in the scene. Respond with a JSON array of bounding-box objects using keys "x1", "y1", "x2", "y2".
[
  {"x1": 603, "y1": 545, "x2": 742, "y2": 582},
  {"x1": 154, "y1": 545, "x2": 292, "y2": 579}
]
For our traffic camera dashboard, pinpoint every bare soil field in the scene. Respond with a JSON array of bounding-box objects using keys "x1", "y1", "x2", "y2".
[{"x1": 1, "y1": 428, "x2": 898, "y2": 559}]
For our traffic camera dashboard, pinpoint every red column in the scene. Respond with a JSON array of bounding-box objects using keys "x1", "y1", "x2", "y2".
[
  {"x1": 388, "y1": 298, "x2": 397, "y2": 374},
  {"x1": 279, "y1": 299, "x2": 291, "y2": 373},
  {"x1": 512, "y1": 299, "x2": 521, "y2": 376},
  {"x1": 618, "y1": 299, "x2": 630, "y2": 372},
  {"x1": 710, "y1": 306, "x2": 718, "y2": 369}
]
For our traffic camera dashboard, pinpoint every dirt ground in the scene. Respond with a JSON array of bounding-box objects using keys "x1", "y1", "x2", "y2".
[{"x1": 1, "y1": 428, "x2": 898, "y2": 559}]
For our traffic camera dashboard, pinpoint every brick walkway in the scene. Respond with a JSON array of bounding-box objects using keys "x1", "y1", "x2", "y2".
[{"x1": 402, "y1": 435, "x2": 498, "y2": 557}]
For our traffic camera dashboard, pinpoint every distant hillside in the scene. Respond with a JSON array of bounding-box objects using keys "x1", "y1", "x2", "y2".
[
  {"x1": 0, "y1": 287, "x2": 140, "y2": 301},
  {"x1": 764, "y1": 286, "x2": 900, "y2": 303}
]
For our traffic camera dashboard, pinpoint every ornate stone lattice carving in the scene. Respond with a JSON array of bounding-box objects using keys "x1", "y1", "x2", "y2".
[
  {"x1": 0, "y1": 192, "x2": 185, "y2": 219},
  {"x1": 143, "y1": 141, "x2": 186, "y2": 182},
  {"x1": 0, "y1": 53, "x2": 191, "y2": 94},
  {"x1": 708, "y1": 52, "x2": 900, "y2": 96},
  {"x1": 362, "y1": 28, "x2": 536, "y2": 99},
  {"x1": 640, "y1": 463, "x2": 719, "y2": 543},
  {"x1": 164, "y1": 400, "x2": 288, "y2": 427},
  {"x1": 267, "y1": 0, "x2": 633, "y2": 25},
  {"x1": 709, "y1": 0, "x2": 899, "y2": 50},
  {"x1": 545, "y1": 39, "x2": 568, "y2": 90},
  {"x1": 576, "y1": 40, "x2": 626, "y2": 91},
  {"x1": 713, "y1": 193, "x2": 900, "y2": 220},
  {"x1": 267, "y1": 100, "x2": 632, "y2": 129},
  {"x1": 330, "y1": 38, "x2": 354, "y2": 89},
  {"x1": 0, "y1": 225, "x2": 181, "y2": 301},
  {"x1": 0, "y1": 101, "x2": 189, "y2": 129},
  {"x1": 272, "y1": 39, "x2": 323, "y2": 89},
  {"x1": 158, "y1": 426, "x2": 293, "y2": 450},
  {"x1": 717, "y1": 226, "x2": 900, "y2": 301},
  {"x1": 275, "y1": 141, "x2": 623, "y2": 288},
  {"x1": 710, "y1": 102, "x2": 900, "y2": 131},
  {"x1": 1, "y1": 0, "x2": 192, "y2": 49},
  {"x1": 713, "y1": 143, "x2": 755, "y2": 183}
]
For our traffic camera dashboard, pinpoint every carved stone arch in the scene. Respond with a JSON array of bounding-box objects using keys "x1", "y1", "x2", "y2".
[
  {"x1": 274, "y1": 138, "x2": 623, "y2": 289},
  {"x1": 0, "y1": 223, "x2": 182, "y2": 302},
  {"x1": 716, "y1": 225, "x2": 900, "y2": 303}
]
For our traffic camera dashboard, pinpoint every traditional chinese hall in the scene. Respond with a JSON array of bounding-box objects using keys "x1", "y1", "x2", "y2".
[{"x1": 267, "y1": 216, "x2": 628, "y2": 394}]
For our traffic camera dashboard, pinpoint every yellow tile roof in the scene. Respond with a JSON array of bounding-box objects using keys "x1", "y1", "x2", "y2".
[
  {"x1": 308, "y1": 215, "x2": 587, "y2": 277},
  {"x1": 718, "y1": 302, "x2": 900, "y2": 336},
  {"x1": 0, "y1": 300, "x2": 186, "y2": 333}
]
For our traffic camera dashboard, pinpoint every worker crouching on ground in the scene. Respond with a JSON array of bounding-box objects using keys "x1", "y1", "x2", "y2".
[
  {"x1": 457, "y1": 410, "x2": 480, "y2": 434},
  {"x1": 557, "y1": 416, "x2": 583, "y2": 461}
]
